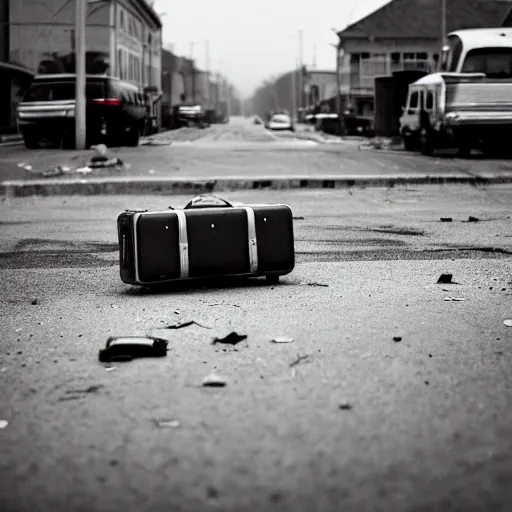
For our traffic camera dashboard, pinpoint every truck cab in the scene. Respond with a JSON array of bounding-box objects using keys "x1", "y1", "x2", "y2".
[{"x1": 400, "y1": 28, "x2": 512, "y2": 156}]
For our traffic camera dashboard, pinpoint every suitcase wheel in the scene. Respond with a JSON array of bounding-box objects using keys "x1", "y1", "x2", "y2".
[{"x1": 266, "y1": 275, "x2": 280, "y2": 285}]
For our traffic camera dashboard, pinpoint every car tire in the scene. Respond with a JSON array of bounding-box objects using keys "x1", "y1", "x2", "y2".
[
  {"x1": 23, "y1": 133, "x2": 40, "y2": 149},
  {"x1": 266, "y1": 275, "x2": 280, "y2": 285},
  {"x1": 419, "y1": 126, "x2": 435, "y2": 156},
  {"x1": 401, "y1": 130, "x2": 417, "y2": 151},
  {"x1": 126, "y1": 124, "x2": 140, "y2": 147}
]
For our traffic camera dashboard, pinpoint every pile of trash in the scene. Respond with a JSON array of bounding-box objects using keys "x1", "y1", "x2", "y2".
[
  {"x1": 18, "y1": 144, "x2": 125, "y2": 178},
  {"x1": 358, "y1": 136, "x2": 404, "y2": 152}
]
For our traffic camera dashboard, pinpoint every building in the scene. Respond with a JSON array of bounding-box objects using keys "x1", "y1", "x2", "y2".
[
  {"x1": 336, "y1": 0, "x2": 512, "y2": 116},
  {"x1": 303, "y1": 70, "x2": 338, "y2": 112},
  {"x1": 1, "y1": 0, "x2": 162, "y2": 133}
]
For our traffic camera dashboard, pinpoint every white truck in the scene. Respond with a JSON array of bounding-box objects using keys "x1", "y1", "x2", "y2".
[{"x1": 400, "y1": 28, "x2": 512, "y2": 156}]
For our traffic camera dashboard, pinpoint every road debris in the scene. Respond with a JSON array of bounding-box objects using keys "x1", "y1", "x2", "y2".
[
  {"x1": 140, "y1": 138, "x2": 172, "y2": 146},
  {"x1": 302, "y1": 282, "x2": 329, "y2": 287},
  {"x1": 339, "y1": 403, "x2": 353, "y2": 411},
  {"x1": 440, "y1": 217, "x2": 453, "y2": 222},
  {"x1": 87, "y1": 155, "x2": 124, "y2": 169},
  {"x1": 60, "y1": 385, "x2": 104, "y2": 401},
  {"x1": 437, "y1": 273, "x2": 453, "y2": 284},
  {"x1": 290, "y1": 354, "x2": 311, "y2": 367},
  {"x1": 393, "y1": 336, "x2": 402, "y2": 342},
  {"x1": 153, "y1": 419, "x2": 180, "y2": 428},
  {"x1": 272, "y1": 336, "x2": 294, "y2": 344},
  {"x1": 444, "y1": 297, "x2": 467, "y2": 301},
  {"x1": 164, "y1": 320, "x2": 212, "y2": 330},
  {"x1": 293, "y1": 216, "x2": 305, "y2": 220},
  {"x1": 98, "y1": 336, "x2": 168, "y2": 362},
  {"x1": 212, "y1": 332, "x2": 247, "y2": 346},
  {"x1": 503, "y1": 319, "x2": 512, "y2": 327},
  {"x1": 76, "y1": 166, "x2": 92, "y2": 175},
  {"x1": 202, "y1": 373, "x2": 227, "y2": 387},
  {"x1": 206, "y1": 486, "x2": 219, "y2": 500},
  {"x1": 31, "y1": 298, "x2": 38, "y2": 305},
  {"x1": 0, "y1": 420, "x2": 8, "y2": 429},
  {"x1": 468, "y1": 216, "x2": 479, "y2": 222}
]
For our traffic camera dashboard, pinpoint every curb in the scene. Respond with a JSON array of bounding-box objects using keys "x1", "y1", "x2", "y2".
[{"x1": 2, "y1": 174, "x2": 512, "y2": 197}]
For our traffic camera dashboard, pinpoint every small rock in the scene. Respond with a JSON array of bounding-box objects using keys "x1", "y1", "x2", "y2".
[
  {"x1": 440, "y1": 217, "x2": 453, "y2": 222},
  {"x1": 206, "y1": 486, "x2": 219, "y2": 499},
  {"x1": 468, "y1": 216, "x2": 479, "y2": 222},
  {"x1": 272, "y1": 336, "x2": 294, "y2": 344},
  {"x1": 202, "y1": 373, "x2": 227, "y2": 387},
  {"x1": 339, "y1": 403, "x2": 353, "y2": 411},
  {"x1": 154, "y1": 419, "x2": 180, "y2": 428},
  {"x1": 503, "y1": 319, "x2": 512, "y2": 327},
  {"x1": 31, "y1": 298, "x2": 38, "y2": 305},
  {"x1": 0, "y1": 420, "x2": 8, "y2": 429},
  {"x1": 393, "y1": 336, "x2": 402, "y2": 342},
  {"x1": 437, "y1": 273, "x2": 453, "y2": 284}
]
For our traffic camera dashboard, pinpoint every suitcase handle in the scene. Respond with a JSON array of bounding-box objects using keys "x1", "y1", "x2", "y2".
[{"x1": 183, "y1": 195, "x2": 233, "y2": 210}]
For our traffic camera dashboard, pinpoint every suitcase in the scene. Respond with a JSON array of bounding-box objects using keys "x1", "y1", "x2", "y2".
[{"x1": 117, "y1": 195, "x2": 295, "y2": 286}]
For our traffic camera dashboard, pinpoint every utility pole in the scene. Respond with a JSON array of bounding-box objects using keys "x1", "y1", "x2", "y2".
[
  {"x1": 441, "y1": 0, "x2": 447, "y2": 48},
  {"x1": 335, "y1": 41, "x2": 345, "y2": 137},
  {"x1": 205, "y1": 40, "x2": 210, "y2": 107},
  {"x1": 291, "y1": 63, "x2": 296, "y2": 121},
  {"x1": 298, "y1": 29, "x2": 303, "y2": 119},
  {"x1": 190, "y1": 42, "x2": 195, "y2": 102},
  {"x1": 75, "y1": 0, "x2": 86, "y2": 149}
]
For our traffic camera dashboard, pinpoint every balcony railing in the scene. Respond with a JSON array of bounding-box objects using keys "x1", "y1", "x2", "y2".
[{"x1": 341, "y1": 60, "x2": 434, "y2": 95}]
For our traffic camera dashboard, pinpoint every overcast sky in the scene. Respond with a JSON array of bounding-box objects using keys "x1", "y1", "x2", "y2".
[{"x1": 152, "y1": 0, "x2": 389, "y2": 97}]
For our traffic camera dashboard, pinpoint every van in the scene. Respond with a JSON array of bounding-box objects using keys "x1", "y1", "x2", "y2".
[{"x1": 17, "y1": 74, "x2": 146, "y2": 149}]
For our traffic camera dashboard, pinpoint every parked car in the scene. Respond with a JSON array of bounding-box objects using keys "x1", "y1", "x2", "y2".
[
  {"x1": 267, "y1": 113, "x2": 294, "y2": 131},
  {"x1": 17, "y1": 74, "x2": 146, "y2": 149}
]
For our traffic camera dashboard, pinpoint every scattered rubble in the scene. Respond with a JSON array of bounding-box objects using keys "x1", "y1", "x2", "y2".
[
  {"x1": 212, "y1": 332, "x2": 247, "y2": 346},
  {"x1": 140, "y1": 138, "x2": 172, "y2": 146},
  {"x1": 202, "y1": 373, "x2": 227, "y2": 387},
  {"x1": 164, "y1": 320, "x2": 212, "y2": 330},
  {"x1": 289, "y1": 354, "x2": 311, "y2": 367},
  {"x1": 153, "y1": 419, "x2": 180, "y2": 428},
  {"x1": 98, "y1": 336, "x2": 168, "y2": 362},
  {"x1": 271, "y1": 337, "x2": 294, "y2": 344},
  {"x1": 437, "y1": 273, "x2": 453, "y2": 284}
]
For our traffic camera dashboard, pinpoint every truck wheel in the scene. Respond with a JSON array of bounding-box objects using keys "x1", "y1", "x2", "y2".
[
  {"x1": 126, "y1": 124, "x2": 140, "y2": 147},
  {"x1": 23, "y1": 133, "x2": 40, "y2": 149},
  {"x1": 419, "y1": 126, "x2": 435, "y2": 156},
  {"x1": 402, "y1": 130, "x2": 417, "y2": 151}
]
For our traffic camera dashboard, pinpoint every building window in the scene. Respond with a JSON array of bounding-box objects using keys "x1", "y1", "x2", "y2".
[{"x1": 119, "y1": 9, "x2": 125, "y2": 31}]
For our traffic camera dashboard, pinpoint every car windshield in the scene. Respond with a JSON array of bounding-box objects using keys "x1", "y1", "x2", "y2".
[
  {"x1": 461, "y1": 48, "x2": 512, "y2": 78},
  {"x1": 23, "y1": 81, "x2": 105, "y2": 102},
  {"x1": 272, "y1": 115, "x2": 290, "y2": 123}
]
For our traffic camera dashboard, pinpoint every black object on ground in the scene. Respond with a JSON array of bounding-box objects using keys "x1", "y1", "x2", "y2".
[
  {"x1": 165, "y1": 320, "x2": 212, "y2": 330},
  {"x1": 440, "y1": 217, "x2": 453, "y2": 222},
  {"x1": 212, "y1": 332, "x2": 247, "y2": 346},
  {"x1": 290, "y1": 354, "x2": 310, "y2": 367},
  {"x1": 393, "y1": 336, "x2": 402, "y2": 342},
  {"x1": 437, "y1": 273, "x2": 453, "y2": 284},
  {"x1": 468, "y1": 216, "x2": 479, "y2": 222},
  {"x1": 339, "y1": 403, "x2": 353, "y2": 411},
  {"x1": 98, "y1": 336, "x2": 168, "y2": 362}
]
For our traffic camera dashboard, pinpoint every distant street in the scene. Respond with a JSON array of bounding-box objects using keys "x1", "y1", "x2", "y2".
[
  {"x1": 1, "y1": 117, "x2": 512, "y2": 183},
  {"x1": 1, "y1": 186, "x2": 511, "y2": 512}
]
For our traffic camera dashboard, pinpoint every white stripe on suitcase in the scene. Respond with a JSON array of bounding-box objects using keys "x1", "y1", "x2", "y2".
[
  {"x1": 175, "y1": 210, "x2": 190, "y2": 278},
  {"x1": 242, "y1": 207, "x2": 259, "y2": 273}
]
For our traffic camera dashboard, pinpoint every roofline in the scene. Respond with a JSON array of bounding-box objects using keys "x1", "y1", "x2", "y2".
[{"x1": 127, "y1": 0, "x2": 163, "y2": 29}]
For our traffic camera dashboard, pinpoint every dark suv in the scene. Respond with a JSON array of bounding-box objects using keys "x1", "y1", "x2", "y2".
[{"x1": 17, "y1": 74, "x2": 146, "y2": 149}]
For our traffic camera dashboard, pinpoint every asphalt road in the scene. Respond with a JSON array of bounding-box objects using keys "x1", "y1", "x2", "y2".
[
  {"x1": 1, "y1": 186, "x2": 512, "y2": 512},
  {"x1": 1, "y1": 118, "x2": 512, "y2": 182}
]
